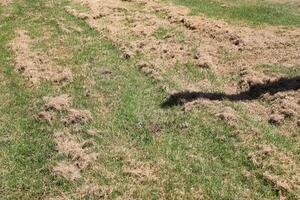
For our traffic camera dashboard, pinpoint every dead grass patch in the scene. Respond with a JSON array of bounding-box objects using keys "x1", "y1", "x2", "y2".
[
  {"x1": 0, "y1": 0, "x2": 12, "y2": 6},
  {"x1": 9, "y1": 30, "x2": 73, "y2": 85},
  {"x1": 53, "y1": 130, "x2": 97, "y2": 168},
  {"x1": 52, "y1": 161, "x2": 81, "y2": 181},
  {"x1": 63, "y1": 109, "x2": 93, "y2": 125},
  {"x1": 43, "y1": 94, "x2": 73, "y2": 112},
  {"x1": 248, "y1": 144, "x2": 300, "y2": 199},
  {"x1": 36, "y1": 111, "x2": 55, "y2": 125},
  {"x1": 66, "y1": 0, "x2": 300, "y2": 128},
  {"x1": 52, "y1": 130, "x2": 98, "y2": 181}
]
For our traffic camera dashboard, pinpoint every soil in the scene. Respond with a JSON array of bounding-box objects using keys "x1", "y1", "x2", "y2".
[
  {"x1": 57, "y1": 18, "x2": 83, "y2": 33},
  {"x1": 268, "y1": 114, "x2": 285, "y2": 125},
  {"x1": 86, "y1": 129, "x2": 98, "y2": 136}
]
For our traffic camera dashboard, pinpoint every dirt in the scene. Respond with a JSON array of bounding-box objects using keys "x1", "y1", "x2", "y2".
[
  {"x1": 9, "y1": 30, "x2": 73, "y2": 85},
  {"x1": 49, "y1": 105, "x2": 98, "y2": 195},
  {"x1": 36, "y1": 94, "x2": 73, "y2": 125},
  {"x1": 86, "y1": 129, "x2": 98, "y2": 136},
  {"x1": 110, "y1": 144, "x2": 163, "y2": 186},
  {"x1": 39, "y1": 95, "x2": 96, "y2": 183},
  {"x1": 63, "y1": 109, "x2": 93, "y2": 125},
  {"x1": 148, "y1": 122, "x2": 163, "y2": 135},
  {"x1": 77, "y1": 0, "x2": 299, "y2": 74},
  {"x1": 43, "y1": 94, "x2": 73, "y2": 111},
  {"x1": 194, "y1": 55, "x2": 213, "y2": 69},
  {"x1": 241, "y1": 101, "x2": 269, "y2": 121},
  {"x1": 248, "y1": 145, "x2": 300, "y2": 198}
]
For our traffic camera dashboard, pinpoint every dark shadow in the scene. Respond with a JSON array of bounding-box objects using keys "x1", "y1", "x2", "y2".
[{"x1": 161, "y1": 76, "x2": 300, "y2": 108}]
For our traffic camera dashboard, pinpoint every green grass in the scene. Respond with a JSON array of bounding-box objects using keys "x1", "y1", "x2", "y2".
[
  {"x1": 256, "y1": 64, "x2": 300, "y2": 77},
  {"x1": 154, "y1": 26, "x2": 186, "y2": 43},
  {"x1": 164, "y1": 0, "x2": 300, "y2": 26},
  {"x1": 0, "y1": 0, "x2": 299, "y2": 199}
]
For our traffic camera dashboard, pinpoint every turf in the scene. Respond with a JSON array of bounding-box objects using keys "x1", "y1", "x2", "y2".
[
  {"x1": 165, "y1": 0, "x2": 300, "y2": 26},
  {"x1": 0, "y1": 0, "x2": 299, "y2": 199}
]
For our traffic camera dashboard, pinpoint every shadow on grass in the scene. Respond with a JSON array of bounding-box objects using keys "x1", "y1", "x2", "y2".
[{"x1": 161, "y1": 76, "x2": 300, "y2": 108}]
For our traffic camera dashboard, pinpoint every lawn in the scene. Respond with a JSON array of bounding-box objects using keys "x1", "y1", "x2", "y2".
[
  {"x1": 0, "y1": 0, "x2": 299, "y2": 199},
  {"x1": 165, "y1": 0, "x2": 300, "y2": 26}
]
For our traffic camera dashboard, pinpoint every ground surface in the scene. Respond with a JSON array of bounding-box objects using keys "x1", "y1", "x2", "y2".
[{"x1": 0, "y1": 0, "x2": 299, "y2": 199}]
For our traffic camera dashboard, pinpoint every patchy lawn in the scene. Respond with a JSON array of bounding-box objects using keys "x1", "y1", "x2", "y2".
[
  {"x1": 0, "y1": 0, "x2": 299, "y2": 199},
  {"x1": 165, "y1": 0, "x2": 300, "y2": 26}
]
